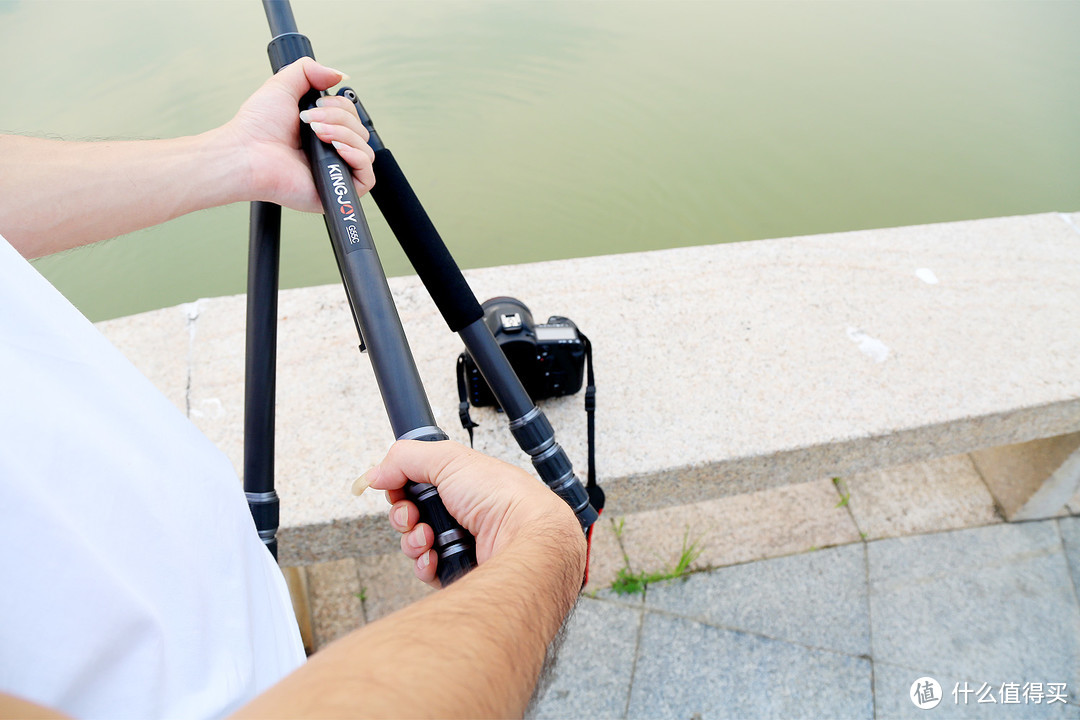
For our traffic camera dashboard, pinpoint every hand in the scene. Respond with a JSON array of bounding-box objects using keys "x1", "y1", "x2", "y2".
[
  {"x1": 360, "y1": 440, "x2": 586, "y2": 588},
  {"x1": 220, "y1": 57, "x2": 375, "y2": 212}
]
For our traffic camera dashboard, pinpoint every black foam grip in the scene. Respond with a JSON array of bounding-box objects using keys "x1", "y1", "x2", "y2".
[
  {"x1": 370, "y1": 148, "x2": 483, "y2": 332},
  {"x1": 405, "y1": 481, "x2": 477, "y2": 585}
]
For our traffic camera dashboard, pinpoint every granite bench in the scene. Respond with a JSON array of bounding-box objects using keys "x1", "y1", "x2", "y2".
[{"x1": 97, "y1": 212, "x2": 1080, "y2": 566}]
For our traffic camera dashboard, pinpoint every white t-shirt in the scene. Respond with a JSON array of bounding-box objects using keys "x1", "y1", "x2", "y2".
[{"x1": 0, "y1": 234, "x2": 306, "y2": 719}]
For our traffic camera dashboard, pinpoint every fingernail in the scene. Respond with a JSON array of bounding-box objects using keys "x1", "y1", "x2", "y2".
[
  {"x1": 410, "y1": 527, "x2": 426, "y2": 548},
  {"x1": 393, "y1": 505, "x2": 409, "y2": 528},
  {"x1": 308, "y1": 121, "x2": 327, "y2": 135},
  {"x1": 351, "y1": 468, "x2": 375, "y2": 495},
  {"x1": 331, "y1": 140, "x2": 348, "y2": 153},
  {"x1": 328, "y1": 67, "x2": 351, "y2": 82},
  {"x1": 299, "y1": 109, "x2": 314, "y2": 124},
  {"x1": 417, "y1": 551, "x2": 430, "y2": 570}
]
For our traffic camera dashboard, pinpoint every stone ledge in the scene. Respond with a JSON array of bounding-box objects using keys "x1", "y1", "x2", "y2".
[{"x1": 97, "y1": 212, "x2": 1080, "y2": 565}]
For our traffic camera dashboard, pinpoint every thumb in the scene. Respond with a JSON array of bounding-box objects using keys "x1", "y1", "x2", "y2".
[
  {"x1": 366, "y1": 440, "x2": 476, "y2": 493},
  {"x1": 271, "y1": 57, "x2": 349, "y2": 99}
]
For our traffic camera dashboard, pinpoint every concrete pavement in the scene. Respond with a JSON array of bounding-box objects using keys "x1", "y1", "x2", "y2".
[
  {"x1": 293, "y1": 452, "x2": 1080, "y2": 719},
  {"x1": 531, "y1": 517, "x2": 1080, "y2": 719}
]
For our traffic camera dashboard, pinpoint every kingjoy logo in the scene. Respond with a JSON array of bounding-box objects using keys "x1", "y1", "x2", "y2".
[{"x1": 327, "y1": 164, "x2": 360, "y2": 243}]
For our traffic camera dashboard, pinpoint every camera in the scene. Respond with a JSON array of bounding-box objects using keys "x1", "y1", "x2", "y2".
[{"x1": 461, "y1": 297, "x2": 586, "y2": 408}]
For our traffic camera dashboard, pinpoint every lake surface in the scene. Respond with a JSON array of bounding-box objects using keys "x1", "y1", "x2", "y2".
[{"x1": 2, "y1": 0, "x2": 1078, "y2": 321}]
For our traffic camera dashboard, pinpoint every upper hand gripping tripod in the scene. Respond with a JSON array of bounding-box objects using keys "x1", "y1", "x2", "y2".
[{"x1": 243, "y1": 0, "x2": 600, "y2": 586}]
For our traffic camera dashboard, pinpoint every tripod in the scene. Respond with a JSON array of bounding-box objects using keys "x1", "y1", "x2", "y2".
[{"x1": 243, "y1": 0, "x2": 600, "y2": 586}]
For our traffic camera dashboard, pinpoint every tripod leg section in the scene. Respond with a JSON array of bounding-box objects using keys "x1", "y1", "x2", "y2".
[
  {"x1": 258, "y1": 1, "x2": 476, "y2": 583},
  {"x1": 244, "y1": 201, "x2": 282, "y2": 559},
  {"x1": 333, "y1": 101, "x2": 599, "y2": 531}
]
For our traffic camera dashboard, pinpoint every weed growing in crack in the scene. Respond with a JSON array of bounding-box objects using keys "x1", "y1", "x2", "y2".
[{"x1": 610, "y1": 529, "x2": 703, "y2": 596}]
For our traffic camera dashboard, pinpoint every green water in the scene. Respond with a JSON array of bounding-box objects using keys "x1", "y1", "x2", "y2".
[{"x1": 2, "y1": 0, "x2": 1078, "y2": 321}]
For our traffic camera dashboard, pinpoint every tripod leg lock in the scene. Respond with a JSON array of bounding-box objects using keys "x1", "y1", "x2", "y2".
[
  {"x1": 246, "y1": 490, "x2": 281, "y2": 559},
  {"x1": 509, "y1": 409, "x2": 598, "y2": 531},
  {"x1": 533, "y1": 450, "x2": 597, "y2": 530},
  {"x1": 405, "y1": 481, "x2": 477, "y2": 585},
  {"x1": 267, "y1": 32, "x2": 315, "y2": 73},
  {"x1": 397, "y1": 427, "x2": 478, "y2": 584},
  {"x1": 508, "y1": 407, "x2": 554, "y2": 455}
]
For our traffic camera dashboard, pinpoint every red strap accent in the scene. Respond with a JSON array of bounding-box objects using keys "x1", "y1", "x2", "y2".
[{"x1": 581, "y1": 508, "x2": 603, "y2": 588}]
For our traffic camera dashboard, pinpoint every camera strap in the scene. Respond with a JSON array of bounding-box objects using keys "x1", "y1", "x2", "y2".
[
  {"x1": 455, "y1": 354, "x2": 481, "y2": 446},
  {"x1": 578, "y1": 332, "x2": 602, "y2": 510},
  {"x1": 578, "y1": 332, "x2": 605, "y2": 586}
]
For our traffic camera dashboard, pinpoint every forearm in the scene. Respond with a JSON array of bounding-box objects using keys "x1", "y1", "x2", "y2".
[
  {"x1": 0, "y1": 132, "x2": 246, "y2": 258},
  {"x1": 233, "y1": 521, "x2": 586, "y2": 719}
]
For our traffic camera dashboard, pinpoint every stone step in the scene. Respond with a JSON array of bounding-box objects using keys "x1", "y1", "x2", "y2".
[
  {"x1": 96, "y1": 212, "x2": 1080, "y2": 569},
  {"x1": 284, "y1": 451, "x2": 1080, "y2": 653}
]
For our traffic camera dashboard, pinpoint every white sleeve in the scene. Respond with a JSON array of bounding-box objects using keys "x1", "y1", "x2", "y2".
[{"x1": 0, "y1": 234, "x2": 305, "y2": 719}]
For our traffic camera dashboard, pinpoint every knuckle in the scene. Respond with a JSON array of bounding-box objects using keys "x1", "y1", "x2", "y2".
[{"x1": 325, "y1": 105, "x2": 350, "y2": 121}]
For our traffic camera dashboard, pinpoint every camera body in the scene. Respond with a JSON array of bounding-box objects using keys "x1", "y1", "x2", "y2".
[{"x1": 462, "y1": 297, "x2": 586, "y2": 408}]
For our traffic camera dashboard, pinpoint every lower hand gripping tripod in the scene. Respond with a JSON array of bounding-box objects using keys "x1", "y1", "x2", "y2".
[{"x1": 243, "y1": 0, "x2": 601, "y2": 585}]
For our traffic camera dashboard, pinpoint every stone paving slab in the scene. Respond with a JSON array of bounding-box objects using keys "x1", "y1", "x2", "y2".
[
  {"x1": 1067, "y1": 489, "x2": 1080, "y2": 516},
  {"x1": 844, "y1": 453, "x2": 1002, "y2": 540},
  {"x1": 548, "y1": 519, "x2": 1079, "y2": 720},
  {"x1": 868, "y1": 523, "x2": 1080, "y2": 689},
  {"x1": 643, "y1": 543, "x2": 869, "y2": 657},
  {"x1": 305, "y1": 557, "x2": 364, "y2": 650},
  {"x1": 616, "y1": 477, "x2": 860, "y2": 576},
  {"x1": 583, "y1": 515, "x2": 626, "y2": 593},
  {"x1": 1059, "y1": 517, "x2": 1080, "y2": 606},
  {"x1": 529, "y1": 595, "x2": 642, "y2": 720},
  {"x1": 279, "y1": 474, "x2": 1080, "y2": 717},
  {"x1": 972, "y1": 434, "x2": 1080, "y2": 522},
  {"x1": 355, "y1": 551, "x2": 435, "y2": 623},
  {"x1": 625, "y1": 612, "x2": 873, "y2": 719}
]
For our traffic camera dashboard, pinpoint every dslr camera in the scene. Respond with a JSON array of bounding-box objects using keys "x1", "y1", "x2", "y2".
[{"x1": 460, "y1": 297, "x2": 586, "y2": 408}]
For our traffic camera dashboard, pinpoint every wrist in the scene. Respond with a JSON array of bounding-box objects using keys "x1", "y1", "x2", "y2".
[
  {"x1": 196, "y1": 125, "x2": 253, "y2": 207},
  {"x1": 502, "y1": 510, "x2": 587, "y2": 608}
]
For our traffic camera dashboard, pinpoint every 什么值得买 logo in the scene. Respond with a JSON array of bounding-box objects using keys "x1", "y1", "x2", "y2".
[{"x1": 910, "y1": 677, "x2": 942, "y2": 710}]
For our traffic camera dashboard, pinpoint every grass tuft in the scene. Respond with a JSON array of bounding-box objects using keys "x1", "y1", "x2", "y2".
[
  {"x1": 832, "y1": 476, "x2": 850, "y2": 508},
  {"x1": 610, "y1": 530, "x2": 703, "y2": 596}
]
